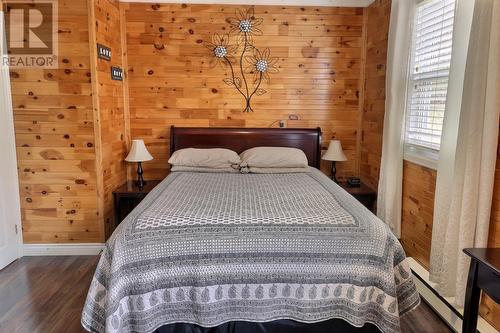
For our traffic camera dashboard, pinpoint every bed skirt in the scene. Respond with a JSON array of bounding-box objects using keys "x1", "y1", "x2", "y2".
[{"x1": 153, "y1": 319, "x2": 381, "y2": 333}]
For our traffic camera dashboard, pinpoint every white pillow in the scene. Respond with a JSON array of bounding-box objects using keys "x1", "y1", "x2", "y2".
[
  {"x1": 239, "y1": 147, "x2": 308, "y2": 168},
  {"x1": 168, "y1": 148, "x2": 240, "y2": 169},
  {"x1": 171, "y1": 166, "x2": 239, "y2": 173},
  {"x1": 248, "y1": 167, "x2": 310, "y2": 174}
]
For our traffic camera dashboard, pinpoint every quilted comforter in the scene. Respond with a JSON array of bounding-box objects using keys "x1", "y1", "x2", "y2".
[{"x1": 82, "y1": 168, "x2": 419, "y2": 333}]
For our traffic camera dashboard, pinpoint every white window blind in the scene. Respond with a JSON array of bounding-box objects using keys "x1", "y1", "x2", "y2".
[{"x1": 405, "y1": 0, "x2": 456, "y2": 152}]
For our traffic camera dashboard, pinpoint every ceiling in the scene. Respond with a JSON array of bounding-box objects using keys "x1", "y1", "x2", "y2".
[{"x1": 119, "y1": 0, "x2": 376, "y2": 7}]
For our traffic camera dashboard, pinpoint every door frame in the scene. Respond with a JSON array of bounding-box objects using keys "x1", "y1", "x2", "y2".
[{"x1": 0, "y1": 11, "x2": 23, "y2": 270}]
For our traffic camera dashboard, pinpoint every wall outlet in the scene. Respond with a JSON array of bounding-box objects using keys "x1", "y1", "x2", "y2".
[{"x1": 279, "y1": 120, "x2": 285, "y2": 128}]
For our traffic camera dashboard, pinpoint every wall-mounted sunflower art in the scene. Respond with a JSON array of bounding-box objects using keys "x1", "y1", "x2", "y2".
[{"x1": 204, "y1": 8, "x2": 279, "y2": 113}]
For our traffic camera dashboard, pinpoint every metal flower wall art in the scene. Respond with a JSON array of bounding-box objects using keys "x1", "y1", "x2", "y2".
[{"x1": 204, "y1": 8, "x2": 279, "y2": 113}]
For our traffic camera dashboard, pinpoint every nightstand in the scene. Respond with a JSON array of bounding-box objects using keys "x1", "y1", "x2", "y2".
[
  {"x1": 462, "y1": 248, "x2": 500, "y2": 333},
  {"x1": 113, "y1": 180, "x2": 161, "y2": 225},
  {"x1": 339, "y1": 182, "x2": 377, "y2": 212}
]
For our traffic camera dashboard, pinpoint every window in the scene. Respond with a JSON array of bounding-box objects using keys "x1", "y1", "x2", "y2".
[{"x1": 404, "y1": 0, "x2": 456, "y2": 166}]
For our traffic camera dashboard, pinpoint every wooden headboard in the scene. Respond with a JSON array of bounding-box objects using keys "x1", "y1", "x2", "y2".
[{"x1": 170, "y1": 126, "x2": 322, "y2": 168}]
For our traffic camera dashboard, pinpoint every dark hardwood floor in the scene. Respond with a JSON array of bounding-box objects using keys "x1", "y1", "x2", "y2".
[
  {"x1": 0, "y1": 256, "x2": 98, "y2": 333},
  {"x1": 0, "y1": 256, "x2": 452, "y2": 333}
]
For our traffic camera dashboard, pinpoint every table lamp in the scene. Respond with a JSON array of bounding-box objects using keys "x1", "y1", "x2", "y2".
[
  {"x1": 125, "y1": 139, "x2": 153, "y2": 189},
  {"x1": 322, "y1": 140, "x2": 347, "y2": 183}
]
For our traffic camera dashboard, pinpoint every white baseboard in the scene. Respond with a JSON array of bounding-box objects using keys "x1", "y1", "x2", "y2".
[
  {"x1": 23, "y1": 243, "x2": 105, "y2": 256},
  {"x1": 408, "y1": 257, "x2": 497, "y2": 333}
]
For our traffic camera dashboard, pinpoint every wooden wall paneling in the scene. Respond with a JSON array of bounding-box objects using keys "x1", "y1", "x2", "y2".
[
  {"x1": 120, "y1": 3, "x2": 133, "y2": 182},
  {"x1": 488, "y1": 132, "x2": 500, "y2": 249},
  {"x1": 92, "y1": 0, "x2": 128, "y2": 238},
  {"x1": 9, "y1": 0, "x2": 101, "y2": 243},
  {"x1": 400, "y1": 161, "x2": 436, "y2": 268},
  {"x1": 88, "y1": 0, "x2": 106, "y2": 242},
  {"x1": 480, "y1": 132, "x2": 500, "y2": 329},
  {"x1": 359, "y1": 0, "x2": 390, "y2": 190},
  {"x1": 124, "y1": 3, "x2": 365, "y2": 181},
  {"x1": 356, "y1": 8, "x2": 368, "y2": 176}
]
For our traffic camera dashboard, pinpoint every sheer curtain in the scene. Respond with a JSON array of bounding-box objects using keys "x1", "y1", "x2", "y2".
[
  {"x1": 376, "y1": 0, "x2": 417, "y2": 238},
  {"x1": 429, "y1": 0, "x2": 500, "y2": 305}
]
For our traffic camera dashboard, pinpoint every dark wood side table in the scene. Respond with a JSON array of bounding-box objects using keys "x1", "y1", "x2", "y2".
[
  {"x1": 462, "y1": 248, "x2": 500, "y2": 333},
  {"x1": 113, "y1": 180, "x2": 161, "y2": 226},
  {"x1": 339, "y1": 182, "x2": 377, "y2": 212}
]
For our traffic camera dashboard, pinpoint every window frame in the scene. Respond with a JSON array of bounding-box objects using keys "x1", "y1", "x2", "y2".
[{"x1": 403, "y1": 0, "x2": 456, "y2": 170}]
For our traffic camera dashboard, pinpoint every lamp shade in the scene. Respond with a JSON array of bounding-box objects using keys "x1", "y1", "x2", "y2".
[
  {"x1": 125, "y1": 139, "x2": 153, "y2": 162},
  {"x1": 322, "y1": 140, "x2": 347, "y2": 162}
]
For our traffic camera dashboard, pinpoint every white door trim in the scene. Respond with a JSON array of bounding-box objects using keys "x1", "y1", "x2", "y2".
[{"x1": 0, "y1": 11, "x2": 23, "y2": 270}]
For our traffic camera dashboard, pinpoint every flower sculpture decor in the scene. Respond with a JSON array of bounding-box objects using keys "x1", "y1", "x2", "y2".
[{"x1": 204, "y1": 8, "x2": 279, "y2": 113}]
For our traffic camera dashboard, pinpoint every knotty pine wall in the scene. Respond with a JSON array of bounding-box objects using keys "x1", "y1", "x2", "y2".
[
  {"x1": 361, "y1": 0, "x2": 500, "y2": 328},
  {"x1": 91, "y1": 0, "x2": 129, "y2": 238},
  {"x1": 484, "y1": 134, "x2": 500, "y2": 328},
  {"x1": 9, "y1": 0, "x2": 102, "y2": 243},
  {"x1": 400, "y1": 161, "x2": 436, "y2": 267},
  {"x1": 9, "y1": 1, "x2": 368, "y2": 243},
  {"x1": 359, "y1": 0, "x2": 389, "y2": 190},
  {"x1": 8, "y1": 0, "x2": 128, "y2": 242},
  {"x1": 123, "y1": 3, "x2": 365, "y2": 180}
]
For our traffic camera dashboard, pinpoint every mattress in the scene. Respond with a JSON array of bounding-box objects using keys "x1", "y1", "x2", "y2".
[{"x1": 82, "y1": 168, "x2": 419, "y2": 333}]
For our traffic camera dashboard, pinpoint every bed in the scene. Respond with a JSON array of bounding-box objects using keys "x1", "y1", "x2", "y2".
[{"x1": 82, "y1": 127, "x2": 419, "y2": 333}]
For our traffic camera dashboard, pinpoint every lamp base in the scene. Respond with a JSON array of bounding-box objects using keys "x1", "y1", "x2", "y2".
[
  {"x1": 136, "y1": 162, "x2": 146, "y2": 189},
  {"x1": 331, "y1": 161, "x2": 339, "y2": 183}
]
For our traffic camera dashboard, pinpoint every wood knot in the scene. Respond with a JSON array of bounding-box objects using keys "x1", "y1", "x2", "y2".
[
  {"x1": 154, "y1": 43, "x2": 165, "y2": 50},
  {"x1": 40, "y1": 149, "x2": 64, "y2": 160}
]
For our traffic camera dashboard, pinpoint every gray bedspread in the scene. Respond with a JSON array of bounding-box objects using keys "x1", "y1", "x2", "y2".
[{"x1": 82, "y1": 168, "x2": 419, "y2": 333}]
